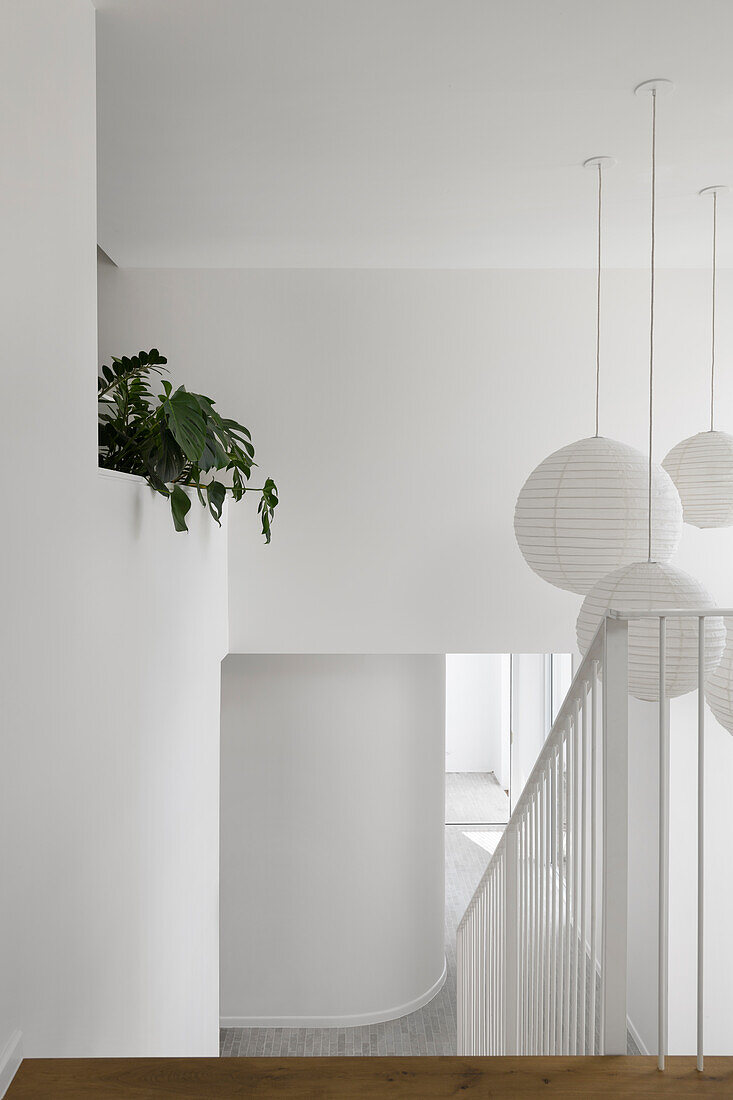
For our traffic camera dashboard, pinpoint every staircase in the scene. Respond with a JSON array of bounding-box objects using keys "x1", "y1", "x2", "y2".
[{"x1": 457, "y1": 608, "x2": 722, "y2": 1071}]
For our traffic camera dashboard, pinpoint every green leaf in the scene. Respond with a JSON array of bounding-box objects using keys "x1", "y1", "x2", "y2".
[
  {"x1": 199, "y1": 425, "x2": 229, "y2": 472},
  {"x1": 221, "y1": 418, "x2": 252, "y2": 440},
  {"x1": 162, "y1": 387, "x2": 207, "y2": 463},
  {"x1": 170, "y1": 485, "x2": 191, "y2": 532},
  {"x1": 145, "y1": 472, "x2": 170, "y2": 498},
  {"x1": 257, "y1": 477, "x2": 278, "y2": 544},
  {"x1": 146, "y1": 429, "x2": 185, "y2": 483},
  {"x1": 206, "y1": 480, "x2": 227, "y2": 525}
]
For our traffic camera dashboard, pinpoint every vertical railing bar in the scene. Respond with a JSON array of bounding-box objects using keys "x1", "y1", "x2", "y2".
[
  {"x1": 550, "y1": 747, "x2": 558, "y2": 1055},
  {"x1": 521, "y1": 814, "x2": 528, "y2": 1051},
  {"x1": 538, "y1": 776, "x2": 545, "y2": 1053},
  {"x1": 487, "y1": 876, "x2": 491, "y2": 1056},
  {"x1": 534, "y1": 791, "x2": 540, "y2": 1054},
  {"x1": 518, "y1": 823, "x2": 522, "y2": 1053},
  {"x1": 529, "y1": 798, "x2": 534, "y2": 1054},
  {"x1": 697, "y1": 616, "x2": 705, "y2": 1074},
  {"x1": 494, "y1": 866, "x2": 498, "y2": 1055},
  {"x1": 457, "y1": 925, "x2": 463, "y2": 1054},
  {"x1": 563, "y1": 718, "x2": 572, "y2": 1054},
  {"x1": 473, "y1": 905, "x2": 478, "y2": 1056},
  {"x1": 556, "y1": 734, "x2": 561, "y2": 1051},
  {"x1": 567, "y1": 695, "x2": 572, "y2": 1056},
  {"x1": 528, "y1": 800, "x2": 534, "y2": 1054},
  {"x1": 523, "y1": 813, "x2": 528, "y2": 1052},
  {"x1": 658, "y1": 615, "x2": 669, "y2": 1072},
  {"x1": 474, "y1": 894, "x2": 479, "y2": 1055},
  {"x1": 467, "y1": 912, "x2": 471, "y2": 1056},
  {"x1": 477, "y1": 898, "x2": 481, "y2": 1055},
  {"x1": 480, "y1": 888, "x2": 484, "y2": 1054},
  {"x1": 601, "y1": 615, "x2": 628, "y2": 1055},
  {"x1": 495, "y1": 867, "x2": 500, "y2": 1055},
  {"x1": 469, "y1": 909, "x2": 473, "y2": 1054},
  {"x1": 484, "y1": 888, "x2": 488, "y2": 1057},
  {"x1": 487, "y1": 883, "x2": 490, "y2": 1056},
  {"x1": 479, "y1": 880, "x2": 484, "y2": 1051},
  {"x1": 590, "y1": 660, "x2": 599, "y2": 1055},
  {"x1": 465, "y1": 914, "x2": 469, "y2": 1054},
  {"x1": 581, "y1": 680, "x2": 589, "y2": 1054},
  {"x1": 599, "y1": 621, "x2": 606, "y2": 1056},
  {"x1": 479, "y1": 886, "x2": 485, "y2": 1055},
  {"x1": 541, "y1": 761, "x2": 548, "y2": 1051},
  {"x1": 501, "y1": 844, "x2": 507, "y2": 1054},
  {"x1": 486, "y1": 882, "x2": 490, "y2": 1056},
  {"x1": 493, "y1": 865, "x2": 497, "y2": 1056}
]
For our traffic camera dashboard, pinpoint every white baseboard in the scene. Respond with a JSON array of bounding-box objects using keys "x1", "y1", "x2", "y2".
[
  {"x1": 221, "y1": 957, "x2": 447, "y2": 1029},
  {"x1": 0, "y1": 1031, "x2": 22, "y2": 1099}
]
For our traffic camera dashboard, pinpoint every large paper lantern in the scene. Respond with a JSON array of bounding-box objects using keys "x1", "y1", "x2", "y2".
[
  {"x1": 514, "y1": 437, "x2": 683, "y2": 595},
  {"x1": 705, "y1": 619, "x2": 733, "y2": 734},
  {"x1": 576, "y1": 561, "x2": 725, "y2": 701},
  {"x1": 662, "y1": 431, "x2": 733, "y2": 528}
]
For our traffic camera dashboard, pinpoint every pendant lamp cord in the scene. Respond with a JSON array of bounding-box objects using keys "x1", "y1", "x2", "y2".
[
  {"x1": 595, "y1": 163, "x2": 602, "y2": 437},
  {"x1": 647, "y1": 88, "x2": 657, "y2": 563},
  {"x1": 710, "y1": 191, "x2": 718, "y2": 432}
]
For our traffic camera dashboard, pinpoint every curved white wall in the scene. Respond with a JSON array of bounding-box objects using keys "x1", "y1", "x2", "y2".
[{"x1": 220, "y1": 654, "x2": 445, "y2": 1025}]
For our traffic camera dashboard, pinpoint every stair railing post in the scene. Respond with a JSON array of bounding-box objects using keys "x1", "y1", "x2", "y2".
[
  {"x1": 601, "y1": 614, "x2": 629, "y2": 1054},
  {"x1": 504, "y1": 824, "x2": 520, "y2": 1054}
]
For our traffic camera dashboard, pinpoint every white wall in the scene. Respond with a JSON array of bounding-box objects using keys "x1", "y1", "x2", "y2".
[
  {"x1": 1, "y1": 1, "x2": 227, "y2": 1063},
  {"x1": 510, "y1": 654, "x2": 549, "y2": 808},
  {"x1": 96, "y1": 207, "x2": 733, "y2": 1051},
  {"x1": 97, "y1": 266, "x2": 733, "y2": 656},
  {"x1": 220, "y1": 655, "x2": 445, "y2": 1025},
  {"x1": 65, "y1": 475, "x2": 227, "y2": 1057},
  {"x1": 445, "y1": 654, "x2": 507, "y2": 781}
]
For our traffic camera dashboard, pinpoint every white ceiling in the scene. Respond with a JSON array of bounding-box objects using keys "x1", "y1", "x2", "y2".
[{"x1": 96, "y1": 0, "x2": 733, "y2": 268}]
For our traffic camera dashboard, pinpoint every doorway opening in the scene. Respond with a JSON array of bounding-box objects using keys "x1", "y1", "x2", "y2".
[{"x1": 445, "y1": 653, "x2": 573, "y2": 826}]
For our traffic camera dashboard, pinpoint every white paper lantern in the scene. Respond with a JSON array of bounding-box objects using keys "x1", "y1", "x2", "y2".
[
  {"x1": 514, "y1": 436, "x2": 683, "y2": 595},
  {"x1": 662, "y1": 430, "x2": 733, "y2": 528},
  {"x1": 705, "y1": 619, "x2": 733, "y2": 734},
  {"x1": 576, "y1": 561, "x2": 725, "y2": 702}
]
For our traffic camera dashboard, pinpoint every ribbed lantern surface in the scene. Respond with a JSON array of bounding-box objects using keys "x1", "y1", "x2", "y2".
[
  {"x1": 662, "y1": 430, "x2": 733, "y2": 528},
  {"x1": 514, "y1": 436, "x2": 683, "y2": 595},
  {"x1": 576, "y1": 561, "x2": 725, "y2": 701},
  {"x1": 705, "y1": 618, "x2": 733, "y2": 734}
]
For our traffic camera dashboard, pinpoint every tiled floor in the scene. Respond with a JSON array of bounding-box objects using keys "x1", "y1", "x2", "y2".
[
  {"x1": 220, "y1": 825, "x2": 497, "y2": 1057},
  {"x1": 445, "y1": 771, "x2": 509, "y2": 824}
]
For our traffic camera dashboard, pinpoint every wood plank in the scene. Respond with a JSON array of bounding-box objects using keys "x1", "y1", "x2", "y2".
[{"x1": 7, "y1": 1056, "x2": 733, "y2": 1099}]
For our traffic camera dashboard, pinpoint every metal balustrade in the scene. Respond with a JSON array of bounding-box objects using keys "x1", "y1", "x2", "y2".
[{"x1": 457, "y1": 608, "x2": 727, "y2": 1069}]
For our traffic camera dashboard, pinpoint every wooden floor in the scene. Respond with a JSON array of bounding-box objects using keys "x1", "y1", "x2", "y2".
[{"x1": 7, "y1": 1056, "x2": 733, "y2": 1098}]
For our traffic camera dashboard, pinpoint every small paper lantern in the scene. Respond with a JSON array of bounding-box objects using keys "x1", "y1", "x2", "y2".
[
  {"x1": 662, "y1": 430, "x2": 733, "y2": 528},
  {"x1": 705, "y1": 619, "x2": 733, "y2": 734},
  {"x1": 514, "y1": 436, "x2": 683, "y2": 595},
  {"x1": 576, "y1": 561, "x2": 725, "y2": 702}
]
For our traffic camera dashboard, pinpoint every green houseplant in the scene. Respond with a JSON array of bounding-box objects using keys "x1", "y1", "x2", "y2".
[{"x1": 98, "y1": 349, "x2": 278, "y2": 539}]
